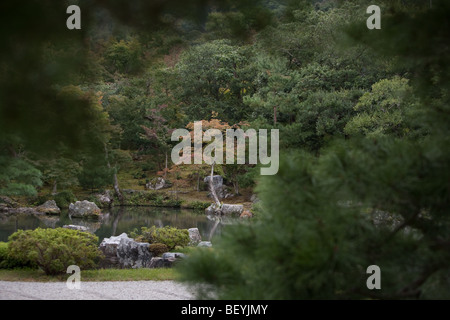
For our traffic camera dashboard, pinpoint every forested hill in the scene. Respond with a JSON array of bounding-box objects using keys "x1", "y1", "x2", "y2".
[
  {"x1": 1, "y1": 0, "x2": 450, "y2": 299},
  {"x1": 0, "y1": 0, "x2": 423, "y2": 200}
]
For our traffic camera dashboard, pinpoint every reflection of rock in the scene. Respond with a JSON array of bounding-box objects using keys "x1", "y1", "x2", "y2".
[
  {"x1": 68, "y1": 218, "x2": 101, "y2": 233},
  {"x1": 63, "y1": 225, "x2": 90, "y2": 232},
  {"x1": 146, "y1": 177, "x2": 169, "y2": 190},
  {"x1": 188, "y1": 228, "x2": 202, "y2": 246},
  {"x1": 68, "y1": 201, "x2": 102, "y2": 219},
  {"x1": 37, "y1": 215, "x2": 60, "y2": 228},
  {"x1": 36, "y1": 200, "x2": 61, "y2": 215},
  {"x1": 0, "y1": 207, "x2": 41, "y2": 217}
]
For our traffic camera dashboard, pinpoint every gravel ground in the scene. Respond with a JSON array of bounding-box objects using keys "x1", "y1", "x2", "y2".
[{"x1": 0, "y1": 280, "x2": 196, "y2": 300}]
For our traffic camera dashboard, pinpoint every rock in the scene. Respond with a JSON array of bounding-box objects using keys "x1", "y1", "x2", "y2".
[
  {"x1": 96, "y1": 190, "x2": 113, "y2": 208},
  {"x1": 240, "y1": 210, "x2": 253, "y2": 219},
  {"x1": 188, "y1": 228, "x2": 202, "y2": 246},
  {"x1": 0, "y1": 207, "x2": 41, "y2": 216},
  {"x1": 68, "y1": 200, "x2": 102, "y2": 219},
  {"x1": 63, "y1": 225, "x2": 89, "y2": 232},
  {"x1": 98, "y1": 233, "x2": 131, "y2": 268},
  {"x1": 197, "y1": 241, "x2": 212, "y2": 248},
  {"x1": 162, "y1": 252, "x2": 186, "y2": 260},
  {"x1": 149, "y1": 253, "x2": 185, "y2": 268},
  {"x1": 0, "y1": 196, "x2": 18, "y2": 208},
  {"x1": 221, "y1": 204, "x2": 244, "y2": 217},
  {"x1": 117, "y1": 237, "x2": 153, "y2": 269},
  {"x1": 205, "y1": 203, "x2": 218, "y2": 215},
  {"x1": 149, "y1": 257, "x2": 175, "y2": 268},
  {"x1": 36, "y1": 200, "x2": 61, "y2": 215},
  {"x1": 146, "y1": 177, "x2": 168, "y2": 190},
  {"x1": 205, "y1": 203, "x2": 243, "y2": 217}
]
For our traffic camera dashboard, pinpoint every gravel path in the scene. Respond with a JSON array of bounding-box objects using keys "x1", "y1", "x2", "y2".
[{"x1": 0, "y1": 280, "x2": 196, "y2": 300}]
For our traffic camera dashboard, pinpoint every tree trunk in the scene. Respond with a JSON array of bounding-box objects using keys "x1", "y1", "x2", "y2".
[
  {"x1": 52, "y1": 180, "x2": 57, "y2": 195},
  {"x1": 210, "y1": 162, "x2": 221, "y2": 208},
  {"x1": 197, "y1": 171, "x2": 200, "y2": 192},
  {"x1": 104, "y1": 144, "x2": 124, "y2": 205},
  {"x1": 233, "y1": 180, "x2": 239, "y2": 196},
  {"x1": 274, "y1": 106, "x2": 278, "y2": 126},
  {"x1": 165, "y1": 152, "x2": 168, "y2": 179}
]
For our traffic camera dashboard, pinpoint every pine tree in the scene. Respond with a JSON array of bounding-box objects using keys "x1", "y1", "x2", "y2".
[{"x1": 178, "y1": 2, "x2": 450, "y2": 299}]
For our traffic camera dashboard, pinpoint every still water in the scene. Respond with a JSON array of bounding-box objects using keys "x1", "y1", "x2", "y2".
[{"x1": 0, "y1": 206, "x2": 223, "y2": 243}]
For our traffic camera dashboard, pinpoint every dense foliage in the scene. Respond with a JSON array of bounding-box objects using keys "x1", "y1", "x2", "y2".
[
  {"x1": 0, "y1": 0, "x2": 449, "y2": 299},
  {"x1": 8, "y1": 228, "x2": 102, "y2": 275},
  {"x1": 131, "y1": 226, "x2": 190, "y2": 251}
]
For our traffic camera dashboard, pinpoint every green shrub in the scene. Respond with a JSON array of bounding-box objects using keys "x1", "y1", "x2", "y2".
[
  {"x1": 190, "y1": 201, "x2": 210, "y2": 211},
  {"x1": 132, "y1": 226, "x2": 190, "y2": 251},
  {"x1": 0, "y1": 242, "x2": 37, "y2": 269},
  {"x1": 8, "y1": 228, "x2": 102, "y2": 275},
  {"x1": 148, "y1": 243, "x2": 169, "y2": 256},
  {"x1": 54, "y1": 190, "x2": 77, "y2": 209}
]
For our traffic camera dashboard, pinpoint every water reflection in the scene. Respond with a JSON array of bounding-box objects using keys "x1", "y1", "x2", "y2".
[{"x1": 0, "y1": 207, "x2": 225, "y2": 243}]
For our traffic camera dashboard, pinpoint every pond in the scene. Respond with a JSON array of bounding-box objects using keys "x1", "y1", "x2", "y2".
[{"x1": 0, "y1": 206, "x2": 225, "y2": 244}]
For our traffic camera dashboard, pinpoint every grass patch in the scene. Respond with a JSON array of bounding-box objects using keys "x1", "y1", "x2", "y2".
[{"x1": 0, "y1": 268, "x2": 179, "y2": 282}]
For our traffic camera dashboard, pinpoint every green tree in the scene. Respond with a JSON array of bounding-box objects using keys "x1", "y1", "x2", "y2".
[
  {"x1": 174, "y1": 40, "x2": 257, "y2": 123},
  {"x1": 344, "y1": 77, "x2": 418, "y2": 138}
]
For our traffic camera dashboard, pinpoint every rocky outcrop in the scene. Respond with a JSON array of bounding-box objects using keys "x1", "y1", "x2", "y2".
[
  {"x1": 99, "y1": 233, "x2": 130, "y2": 268},
  {"x1": 221, "y1": 204, "x2": 244, "y2": 216},
  {"x1": 205, "y1": 203, "x2": 244, "y2": 217},
  {"x1": 36, "y1": 200, "x2": 61, "y2": 215},
  {"x1": 117, "y1": 236, "x2": 153, "y2": 269},
  {"x1": 146, "y1": 177, "x2": 170, "y2": 190},
  {"x1": 188, "y1": 228, "x2": 202, "y2": 246},
  {"x1": 68, "y1": 200, "x2": 102, "y2": 219},
  {"x1": 0, "y1": 196, "x2": 18, "y2": 208},
  {"x1": 95, "y1": 190, "x2": 113, "y2": 208},
  {"x1": 99, "y1": 233, "x2": 191, "y2": 269},
  {"x1": 99, "y1": 233, "x2": 153, "y2": 269}
]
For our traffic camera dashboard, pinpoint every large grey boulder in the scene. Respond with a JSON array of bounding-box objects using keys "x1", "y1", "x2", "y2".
[
  {"x1": 98, "y1": 233, "x2": 130, "y2": 268},
  {"x1": 188, "y1": 228, "x2": 202, "y2": 246},
  {"x1": 205, "y1": 203, "x2": 243, "y2": 217},
  {"x1": 68, "y1": 200, "x2": 102, "y2": 219},
  {"x1": 36, "y1": 200, "x2": 61, "y2": 215},
  {"x1": 221, "y1": 204, "x2": 244, "y2": 217},
  {"x1": 117, "y1": 237, "x2": 153, "y2": 269}
]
